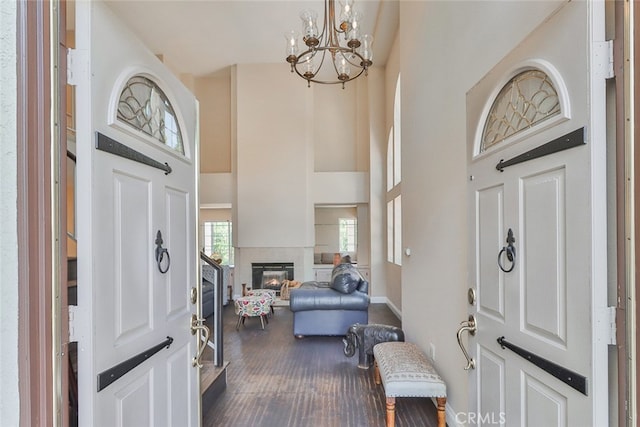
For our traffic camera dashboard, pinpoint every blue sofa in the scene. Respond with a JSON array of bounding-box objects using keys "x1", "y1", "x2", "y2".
[
  {"x1": 289, "y1": 263, "x2": 370, "y2": 337},
  {"x1": 202, "y1": 266, "x2": 215, "y2": 318}
]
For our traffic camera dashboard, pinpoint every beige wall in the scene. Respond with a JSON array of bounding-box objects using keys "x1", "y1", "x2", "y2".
[
  {"x1": 398, "y1": 0, "x2": 565, "y2": 422},
  {"x1": 195, "y1": 70, "x2": 231, "y2": 173}
]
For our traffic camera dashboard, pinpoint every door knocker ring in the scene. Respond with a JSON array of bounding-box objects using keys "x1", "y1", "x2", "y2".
[
  {"x1": 497, "y1": 228, "x2": 516, "y2": 273},
  {"x1": 155, "y1": 230, "x2": 171, "y2": 274}
]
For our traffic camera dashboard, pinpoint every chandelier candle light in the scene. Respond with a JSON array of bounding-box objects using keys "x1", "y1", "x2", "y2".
[{"x1": 285, "y1": 0, "x2": 373, "y2": 88}]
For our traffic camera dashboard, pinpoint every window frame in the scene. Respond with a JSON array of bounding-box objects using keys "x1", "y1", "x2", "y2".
[
  {"x1": 203, "y1": 220, "x2": 233, "y2": 265},
  {"x1": 338, "y1": 217, "x2": 358, "y2": 253}
]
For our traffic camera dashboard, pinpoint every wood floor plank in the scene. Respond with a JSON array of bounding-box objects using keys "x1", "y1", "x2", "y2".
[{"x1": 203, "y1": 303, "x2": 441, "y2": 427}]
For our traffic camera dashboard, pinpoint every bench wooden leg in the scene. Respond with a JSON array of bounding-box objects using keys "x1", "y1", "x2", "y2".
[
  {"x1": 436, "y1": 397, "x2": 446, "y2": 427},
  {"x1": 385, "y1": 396, "x2": 396, "y2": 427},
  {"x1": 374, "y1": 360, "x2": 381, "y2": 385},
  {"x1": 235, "y1": 315, "x2": 243, "y2": 330}
]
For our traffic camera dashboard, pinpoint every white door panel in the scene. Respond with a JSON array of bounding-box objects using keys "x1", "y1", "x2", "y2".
[
  {"x1": 477, "y1": 347, "x2": 506, "y2": 422},
  {"x1": 165, "y1": 187, "x2": 191, "y2": 318},
  {"x1": 113, "y1": 171, "x2": 153, "y2": 345},
  {"x1": 476, "y1": 184, "x2": 505, "y2": 321},
  {"x1": 521, "y1": 168, "x2": 567, "y2": 346},
  {"x1": 75, "y1": 2, "x2": 200, "y2": 426},
  {"x1": 522, "y1": 373, "x2": 567, "y2": 427},
  {"x1": 466, "y1": 2, "x2": 607, "y2": 426},
  {"x1": 114, "y1": 371, "x2": 153, "y2": 427}
]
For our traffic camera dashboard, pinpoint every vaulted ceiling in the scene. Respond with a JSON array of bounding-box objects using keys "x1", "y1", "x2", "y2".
[{"x1": 103, "y1": 0, "x2": 399, "y2": 78}]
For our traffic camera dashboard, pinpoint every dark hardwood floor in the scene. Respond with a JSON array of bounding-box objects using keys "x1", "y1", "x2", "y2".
[{"x1": 203, "y1": 302, "x2": 442, "y2": 427}]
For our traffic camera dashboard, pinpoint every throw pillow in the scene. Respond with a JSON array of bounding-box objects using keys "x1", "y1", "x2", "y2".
[{"x1": 330, "y1": 263, "x2": 363, "y2": 294}]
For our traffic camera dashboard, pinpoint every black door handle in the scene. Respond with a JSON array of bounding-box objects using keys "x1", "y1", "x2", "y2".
[
  {"x1": 497, "y1": 228, "x2": 516, "y2": 273},
  {"x1": 155, "y1": 230, "x2": 170, "y2": 274}
]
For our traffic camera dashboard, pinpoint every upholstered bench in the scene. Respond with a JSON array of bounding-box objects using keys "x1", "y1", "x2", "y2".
[
  {"x1": 234, "y1": 295, "x2": 271, "y2": 330},
  {"x1": 373, "y1": 342, "x2": 447, "y2": 427},
  {"x1": 247, "y1": 289, "x2": 277, "y2": 314}
]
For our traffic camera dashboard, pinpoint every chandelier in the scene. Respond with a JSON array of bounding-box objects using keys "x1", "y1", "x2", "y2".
[{"x1": 285, "y1": 0, "x2": 373, "y2": 88}]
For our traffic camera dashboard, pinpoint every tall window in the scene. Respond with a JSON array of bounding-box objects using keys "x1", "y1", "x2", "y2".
[
  {"x1": 393, "y1": 196, "x2": 402, "y2": 265},
  {"x1": 386, "y1": 75, "x2": 402, "y2": 265},
  {"x1": 203, "y1": 221, "x2": 233, "y2": 265},
  {"x1": 339, "y1": 218, "x2": 357, "y2": 252},
  {"x1": 387, "y1": 201, "x2": 394, "y2": 262}
]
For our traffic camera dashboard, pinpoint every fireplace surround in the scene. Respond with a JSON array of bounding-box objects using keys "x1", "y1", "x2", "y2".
[{"x1": 251, "y1": 262, "x2": 294, "y2": 289}]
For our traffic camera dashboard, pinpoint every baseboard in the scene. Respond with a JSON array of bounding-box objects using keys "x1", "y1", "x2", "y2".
[{"x1": 370, "y1": 296, "x2": 402, "y2": 320}]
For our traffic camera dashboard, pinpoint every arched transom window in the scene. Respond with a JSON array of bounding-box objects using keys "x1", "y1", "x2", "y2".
[
  {"x1": 481, "y1": 69, "x2": 560, "y2": 152},
  {"x1": 117, "y1": 75, "x2": 184, "y2": 154}
]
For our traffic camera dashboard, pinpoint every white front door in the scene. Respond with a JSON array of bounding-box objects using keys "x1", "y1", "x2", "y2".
[
  {"x1": 74, "y1": 2, "x2": 201, "y2": 426},
  {"x1": 466, "y1": 2, "x2": 609, "y2": 426}
]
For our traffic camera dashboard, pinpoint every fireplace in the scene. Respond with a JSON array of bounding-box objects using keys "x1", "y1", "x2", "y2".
[
  {"x1": 261, "y1": 271, "x2": 287, "y2": 291},
  {"x1": 251, "y1": 262, "x2": 294, "y2": 289}
]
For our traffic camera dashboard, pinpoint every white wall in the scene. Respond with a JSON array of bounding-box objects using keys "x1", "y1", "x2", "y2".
[
  {"x1": 235, "y1": 63, "x2": 313, "y2": 249},
  {"x1": 199, "y1": 172, "x2": 233, "y2": 205},
  {"x1": 314, "y1": 84, "x2": 359, "y2": 171},
  {"x1": 0, "y1": 0, "x2": 19, "y2": 424},
  {"x1": 398, "y1": 1, "x2": 564, "y2": 423},
  {"x1": 312, "y1": 171, "x2": 369, "y2": 203}
]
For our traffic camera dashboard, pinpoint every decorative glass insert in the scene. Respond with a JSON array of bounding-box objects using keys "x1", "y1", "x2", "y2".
[
  {"x1": 117, "y1": 75, "x2": 184, "y2": 154},
  {"x1": 481, "y1": 69, "x2": 560, "y2": 152}
]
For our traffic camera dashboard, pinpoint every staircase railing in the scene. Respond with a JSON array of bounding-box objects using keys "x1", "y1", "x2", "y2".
[{"x1": 200, "y1": 252, "x2": 224, "y2": 367}]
